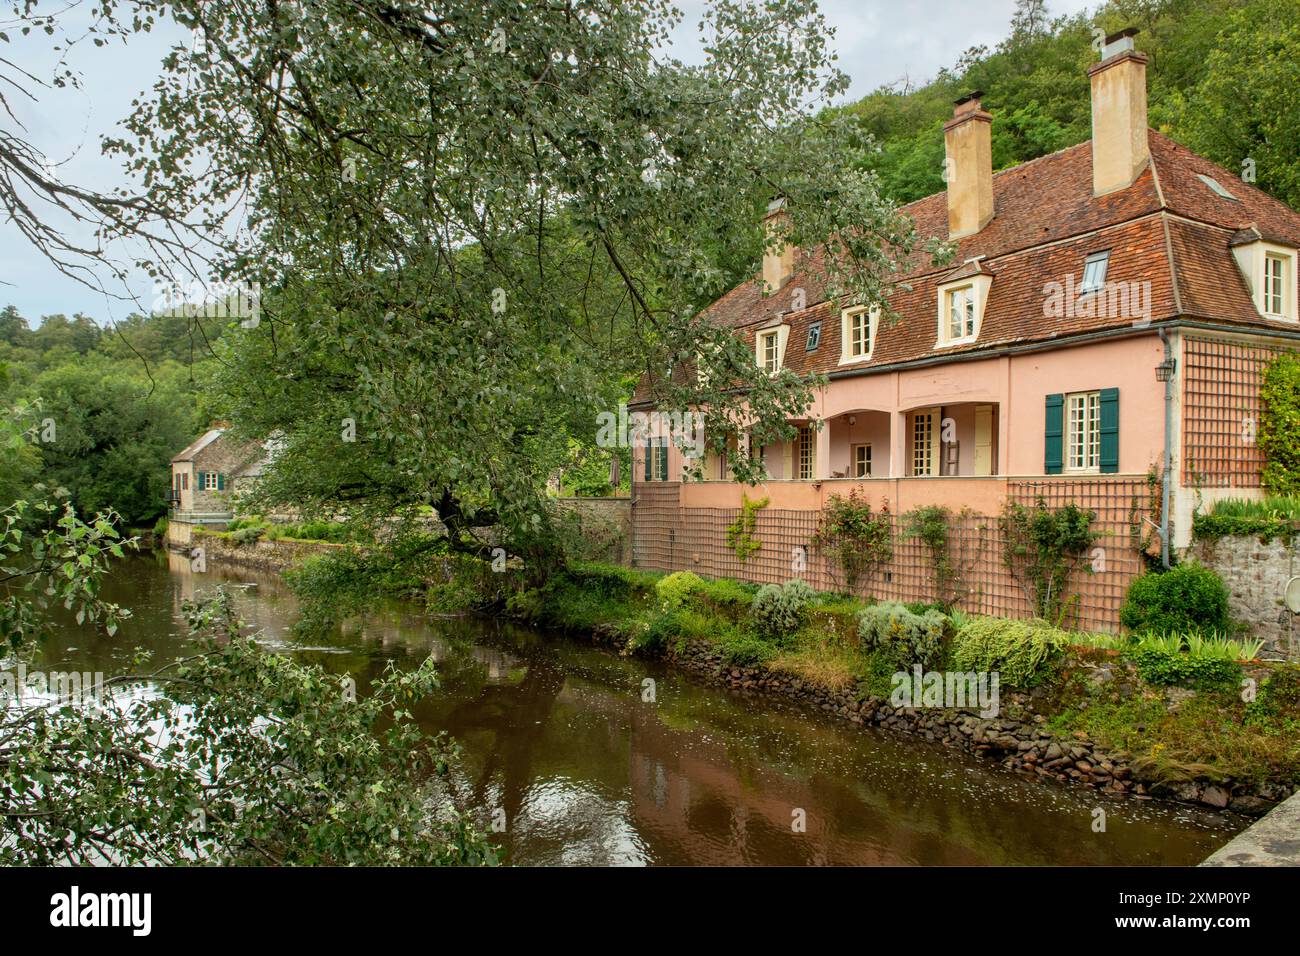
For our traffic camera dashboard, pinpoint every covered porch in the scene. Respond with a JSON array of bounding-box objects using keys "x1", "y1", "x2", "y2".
[{"x1": 697, "y1": 402, "x2": 1000, "y2": 483}]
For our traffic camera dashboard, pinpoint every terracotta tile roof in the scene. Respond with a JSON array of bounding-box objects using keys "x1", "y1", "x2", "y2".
[{"x1": 632, "y1": 130, "x2": 1300, "y2": 405}]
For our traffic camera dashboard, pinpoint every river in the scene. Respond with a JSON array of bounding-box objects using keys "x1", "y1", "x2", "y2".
[{"x1": 24, "y1": 551, "x2": 1245, "y2": 865}]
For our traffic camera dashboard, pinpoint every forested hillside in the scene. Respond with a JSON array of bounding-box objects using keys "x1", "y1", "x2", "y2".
[
  {"x1": 0, "y1": 305, "x2": 223, "y2": 526},
  {"x1": 838, "y1": 0, "x2": 1298, "y2": 209}
]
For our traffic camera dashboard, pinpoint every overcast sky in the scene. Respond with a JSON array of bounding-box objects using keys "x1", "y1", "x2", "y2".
[{"x1": 1, "y1": 0, "x2": 1095, "y2": 324}]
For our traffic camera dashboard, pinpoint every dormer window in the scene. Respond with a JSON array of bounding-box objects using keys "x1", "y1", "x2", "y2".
[
  {"x1": 1265, "y1": 254, "x2": 1287, "y2": 316},
  {"x1": 1232, "y1": 239, "x2": 1297, "y2": 322},
  {"x1": 948, "y1": 287, "x2": 975, "y2": 340},
  {"x1": 935, "y1": 271, "x2": 990, "y2": 348},
  {"x1": 839, "y1": 305, "x2": 877, "y2": 365},
  {"x1": 755, "y1": 324, "x2": 790, "y2": 373},
  {"x1": 761, "y1": 331, "x2": 779, "y2": 372},
  {"x1": 1080, "y1": 250, "x2": 1110, "y2": 294}
]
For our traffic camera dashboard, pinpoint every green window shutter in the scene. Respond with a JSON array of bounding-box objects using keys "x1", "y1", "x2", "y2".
[
  {"x1": 643, "y1": 444, "x2": 652, "y2": 482},
  {"x1": 1099, "y1": 387, "x2": 1120, "y2": 473},
  {"x1": 217, "y1": 473, "x2": 226, "y2": 491},
  {"x1": 656, "y1": 443, "x2": 668, "y2": 481},
  {"x1": 197, "y1": 471, "x2": 207, "y2": 490},
  {"x1": 1044, "y1": 394, "x2": 1064, "y2": 475}
]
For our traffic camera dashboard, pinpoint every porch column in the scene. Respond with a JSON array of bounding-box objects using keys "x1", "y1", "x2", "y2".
[
  {"x1": 890, "y1": 410, "x2": 908, "y2": 477},
  {"x1": 816, "y1": 418, "x2": 832, "y2": 479}
]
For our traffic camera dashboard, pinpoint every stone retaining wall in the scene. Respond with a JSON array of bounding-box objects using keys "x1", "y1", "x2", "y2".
[
  {"x1": 582, "y1": 623, "x2": 1290, "y2": 818},
  {"x1": 177, "y1": 532, "x2": 346, "y2": 573},
  {"x1": 1192, "y1": 535, "x2": 1300, "y2": 659}
]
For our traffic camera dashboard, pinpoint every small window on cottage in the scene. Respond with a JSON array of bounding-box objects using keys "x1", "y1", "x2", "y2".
[
  {"x1": 849, "y1": 310, "x2": 870, "y2": 357},
  {"x1": 203, "y1": 472, "x2": 221, "y2": 491},
  {"x1": 181, "y1": 473, "x2": 189, "y2": 491},
  {"x1": 1080, "y1": 251, "x2": 1110, "y2": 294},
  {"x1": 805, "y1": 320, "x2": 822, "y2": 352},
  {"x1": 912, "y1": 413, "x2": 935, "y2": 476},
  {"x1": 852, "y1": 443, "x2": 872, "y2": 478},
  {"x1": 1197, "y1": 174, "x2": 1237, "y2": 201},
  {"x1": 1066, "y1": 391, "x2": 1101, "y2": 472},
  {"x1": 797, "y1": 424, "x2": 815, "y2": 480},
  {"x1": 946, "y1": 287, "x2": 975, "y2": 341},
  {"x1": 1264, "y1": 254, "x2": 1287, "y2": 316},
  {"x1": 761, "y1": 330, "x2": 780, "y2": 373}
]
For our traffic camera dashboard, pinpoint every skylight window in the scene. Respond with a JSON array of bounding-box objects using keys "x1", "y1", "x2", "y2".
[
  {"x1": 1080, "y1": 251, "x2": 1110, "y2": 294},
  {"x1": 805, "y1": 320, "x2": 822, "y2": 352},
  {"x1": 1197, "y1": 174, "x2": 1237, "y2": 201}
]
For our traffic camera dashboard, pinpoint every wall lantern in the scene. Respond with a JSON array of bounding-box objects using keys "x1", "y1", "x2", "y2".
[{"x1": 1155, "y1": 358, "x2": 1176, "y2": 382}]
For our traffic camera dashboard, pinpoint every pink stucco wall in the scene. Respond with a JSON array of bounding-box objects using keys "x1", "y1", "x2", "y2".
[{"x1": 633, "y1": 332, "x2": 1166, "y2": 489}]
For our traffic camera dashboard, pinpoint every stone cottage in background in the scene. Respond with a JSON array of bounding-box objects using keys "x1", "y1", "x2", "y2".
[{"x1": 167, "y1": 423, "x2": 268, "y2": 545}]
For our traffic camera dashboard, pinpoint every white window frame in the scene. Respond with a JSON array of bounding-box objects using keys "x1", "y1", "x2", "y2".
[
  {"x1": 1233, "y1": 241, "x2": 1297, "y2": 322},
  {"x1": 755, "y1": 324, "x2": 790, "y2": 374},
  {"x1": 935, "y1": 273, "x2": 990, "y2": 348},
  {"x1": 851, "y1": 443, "x2": 872, "y2": 478},
  {"x1": 1080, "y1": 250, "x2": 1110, "y2": 294},
  {"x1": 203, "y1": 471, "x2": 221, "y2": 491},
  {"x1": 1065, "y1": 390, "x2": 1101, "y2": 474},
  {"x1": 839, "y1": 305, "x2": 878, "y2": 365},
  {"x1": 1264, "y1": 253, "x2": 1287, "y2": 317}
]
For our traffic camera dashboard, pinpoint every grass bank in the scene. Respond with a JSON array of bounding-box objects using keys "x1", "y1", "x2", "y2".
[{"x1": 487, "y1": 562, "x2": 1300, "y2": 797}]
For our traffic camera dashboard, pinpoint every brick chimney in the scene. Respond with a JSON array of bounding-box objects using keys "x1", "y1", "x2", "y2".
[
  {"x1": 1089, "y1": 28, "x2": 1149, "y2": 196},
  {"x1": 943, "y1": 92, "x2": 994, "y2": 240},
  {"x1": 762, "y1": 197, "x2": 795, "y2": 294}
]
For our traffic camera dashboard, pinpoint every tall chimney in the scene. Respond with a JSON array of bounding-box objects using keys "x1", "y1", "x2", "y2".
[
  {"x1": 1089, "y1": 28, "x2": 1149, "y2": 196},
  {"x1": 762, "y1": 197, "x2": 795, "y2": 294},
  {"x1": 943, "y1": 92, "x2": 994, "y2": 240}
]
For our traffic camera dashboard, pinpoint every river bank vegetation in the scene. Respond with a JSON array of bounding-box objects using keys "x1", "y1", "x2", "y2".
[{"x1": 293, "y1": 550, "x2": 1298, "y2": 798}]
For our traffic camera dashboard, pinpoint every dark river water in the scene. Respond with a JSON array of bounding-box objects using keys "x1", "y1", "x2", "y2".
[{"x1": 25, "y1": 551, "x2": 1247, "y2": 865}]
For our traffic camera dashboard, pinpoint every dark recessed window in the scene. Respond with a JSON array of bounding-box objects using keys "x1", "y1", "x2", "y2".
[{"x1": 805, "y1": 320, "x2": 822, "y2": 352}]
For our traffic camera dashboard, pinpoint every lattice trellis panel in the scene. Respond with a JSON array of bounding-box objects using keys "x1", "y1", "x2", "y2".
[
  {"x1": 1182, "y1": 336, "x2": 1298, "y2": 489},
  {"x1": 631, "y1": 477, "x2": 1153, "y2": 632}
]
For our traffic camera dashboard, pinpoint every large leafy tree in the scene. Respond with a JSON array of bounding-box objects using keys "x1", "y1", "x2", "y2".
[
  {"x1": 1167, "y1": 0, "x2": 1300, "y2": 210},
  {"x1": 94, "y1": 0, "x2": 922, "y2": 569}
]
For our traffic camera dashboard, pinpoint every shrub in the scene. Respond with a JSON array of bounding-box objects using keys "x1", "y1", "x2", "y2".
[
  {"x1": 1193, "y1": 496, "x2": 1300, "y2": 543},
  {"x1": 1120, "y1": 562, "x2": 1230, "y2": 637},
  {"x1": 1126, "y1": 648, "x2": 1240, "y2": 689},
  {"x1": 655, "y1": 571, "x2": 703, "y2": 610},
  {"x1": 1246, "y1": 664, "x2": 1300, "y2": 732},
  {"x1": 691, "y1": 574, "x2": 759, "y2": 613},
  {"x1": 1260, "y1": 352, "x2": 1300, "y2": 496},
  {"x1": 1000, "y1": 498, "x2": 1098, "y2": 625},
  {"x1": 152, "y1": 515, "x2": 169, "y2": 540},
  {"x1": 718, "y1": 626, "x2": 778, "y2": 667},
  {"x1": 812, "y1": 490, "x2": 892, "y2": 591},
  {"x1": 628, "y1": 611, "x2": 682, "y2": 656},
  {"x1": 950, "y1": 618, "x2": 1069, "y2": 688},
  {"x1": 856, "y1": 601, "x2": 947, "y2": 669},
  {"x1": 563, "y1": 562, "x2": 652, "y2": 600},
  {"x1": 229, "y1": 525, "x2": 266, "y2": 546},
  {"x1": 751, "y1": 579, "x2": 815, "y2": 639}
]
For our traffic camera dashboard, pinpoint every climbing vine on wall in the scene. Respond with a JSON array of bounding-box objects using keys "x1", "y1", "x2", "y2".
[
  {"x1": 725, "y1": 494, "x2": 768, "y2": 564},
  {"x1": 902, "y1": 505, "x2": 986, "y2": 609},
  {"x1": 1260, "y1": 353, "x2": 1300, "y2": 496},
  {"x1": 812, "y1": 490, "x2": 892, "y2": 592},
  {"x1": 1000, "y1": 497, "x2": 1098, "y2": 626}
]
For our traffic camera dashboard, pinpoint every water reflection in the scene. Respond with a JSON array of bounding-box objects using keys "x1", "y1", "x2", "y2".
[{"x1": 24, "y1": 554, "x2": 1245, "y2": 866}]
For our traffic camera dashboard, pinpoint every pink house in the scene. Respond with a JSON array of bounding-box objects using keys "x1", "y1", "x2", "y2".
[{"x1": 630, "y1": 29, "x2": 1300, "y2": 588}]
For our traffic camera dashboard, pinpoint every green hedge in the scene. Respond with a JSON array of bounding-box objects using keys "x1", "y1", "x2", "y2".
[{"x1": 1119, "y1": 562, "x2": 1230, "y2": 636}]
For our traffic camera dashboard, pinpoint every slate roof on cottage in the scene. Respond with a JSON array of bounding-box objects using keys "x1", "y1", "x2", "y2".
[
  {"x1": 171, "y1": 428, "x2": 225, "y2": 463},
  {"x1": 632, "y1": 130, "x2": 1300, "y2": 405}
]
